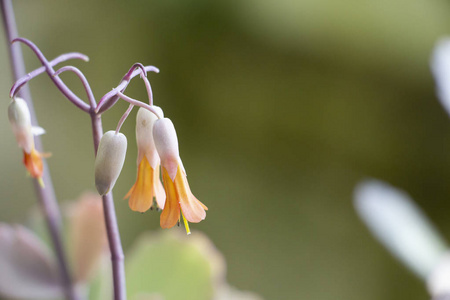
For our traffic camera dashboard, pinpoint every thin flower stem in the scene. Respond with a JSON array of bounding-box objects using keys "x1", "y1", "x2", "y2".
[
  {"x1": 96, "y1": 65, "x2": 159, "y2": 114},
  {"x1": 90, "y1": 113, "x2": 127, "y2": 300},
  {"x1": 54, "y1": 66, "x2": 96, "y2": 109},
  {"x1": 0, "y1": 1, "x2": 79, "y2": 300},
  {"x1": 10, "y1": 52, "x2": 89, "y2": 98},
  {"x1": 47, "y1": 58, "x2": 128, "y2": 299},
  {"x1": 116, "y1": 104, "x2": 134, "y2": 134},
  {"x1": 140, "y1": 71, "x2": 154, "y2": 105},
  {"x1": 117, "y1": 91, "x2": 162, "y2": 119},
  {"x1": 12, "y1": 37, "x2": 90, "y2": 112}
]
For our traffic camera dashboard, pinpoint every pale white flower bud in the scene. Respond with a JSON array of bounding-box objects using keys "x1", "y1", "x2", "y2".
[
  {"x1": 94, "y1": 131, "x2": 127, "y2": 195},
  {"x1": 8, "y1": 97, "x2": 33, "y2": 153},
  {"x1": 136, "y1": 106, "x2": 163, "y2": 168},
  {"x1": 153, "y1": 118, "x2": 180, "y2": 180},
  {"x1": 354, "y1": 180, "x2": 448, "y2": 279}
]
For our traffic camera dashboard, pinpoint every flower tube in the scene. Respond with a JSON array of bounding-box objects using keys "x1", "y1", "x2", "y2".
[
  {"x1": 153, "y1": 118, "x2": 207, "y2": 234},
  {"x1": 125, "y1": 107, "x2": 165, "y2": 212}
]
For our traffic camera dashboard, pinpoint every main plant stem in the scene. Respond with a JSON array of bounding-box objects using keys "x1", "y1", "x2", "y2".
[
  {"x1": 0, "y1": 0, "x2": 78, "y2": 299},
  {"x1": 91, "y1": 112, "x2": 127, "y2": 300}
]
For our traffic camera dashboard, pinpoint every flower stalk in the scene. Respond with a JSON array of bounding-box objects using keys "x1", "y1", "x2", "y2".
[
  {"x1": 91, "y1": 115, "x2": 127, "y2": 300},
  {"x1": 0, "y1": 0, "x2": 78, "y2": 299}
]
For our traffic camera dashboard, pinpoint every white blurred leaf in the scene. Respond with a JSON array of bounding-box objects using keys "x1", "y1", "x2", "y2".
[
  {"x1": 354, "y1": 180, "x2": 448, "y2": 279},
  {"x1": 428, "y1": 253, "x2": 450, "y2": 298},
  {"x1": 0, "y1": 224, "x2": 62, "y2": 299},
  {"x1": 431, "y1": 38, "x2": 450, "y2": 116}
]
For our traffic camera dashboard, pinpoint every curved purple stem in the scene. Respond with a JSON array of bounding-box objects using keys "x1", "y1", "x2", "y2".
[
  {"x1": 54, "y1": 66, "x2": 96, "y2": 109},
  {"x1": 10, "y1": 52, "x2": 89, "y2": 97},
  {"x1": 141, "y1": 73, "x2": 154, "y2": 106},
  {"x1": 96, "y1": 65, "x2": 159, "y2": 114},
  {"x1": 122, "y1": 62, "x2": 147, "y2": 81},
  {"x1": 117, "y1": 91, "x2": 162, "y2": 118},
  {"x1": 12, "y1": 37, "x2": 90, "y2": 112},
  {"x1": 115, "y1": 104, "x2": 134, "y2": 134}
]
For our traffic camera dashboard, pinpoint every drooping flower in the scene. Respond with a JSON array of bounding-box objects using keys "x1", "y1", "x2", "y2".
[
  {"x1": 125, "y1": 107, "x2": 165, "y2": 212},
  {"x1": 94, "y1": 131, "x2": 128, "y2": 195},
  {"x1": 8, "y1": 97, "x2": 47, "y2": 183},
  {"x1": 153, "y1": 118, "x2": 207, "y2": 234}
]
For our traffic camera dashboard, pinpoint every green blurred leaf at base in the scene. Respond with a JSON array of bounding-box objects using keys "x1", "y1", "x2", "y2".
[{"x1": 125, "y1": 230, "x2": 225, "y2": 300}]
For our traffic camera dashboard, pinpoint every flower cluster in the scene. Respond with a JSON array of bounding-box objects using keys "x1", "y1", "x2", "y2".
[
  {"x1": 7, "y1": 73, "x2": 207, "y2": 235},
  {"x1": 4, "y1": 36, "x2": 209, "y2": 300},
  {"x1": 6, "y1": 37, "x2": 207, "y2": 236},
  {"x1": 94, "y1": 79, "x2": 207, "y2": 234}
]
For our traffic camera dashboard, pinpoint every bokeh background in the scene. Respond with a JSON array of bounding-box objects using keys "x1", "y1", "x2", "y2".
[{"x1": 2, "y1": 0, "x2": 450, "y2": 299}]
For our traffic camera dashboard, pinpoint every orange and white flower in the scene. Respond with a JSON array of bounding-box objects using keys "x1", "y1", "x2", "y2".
[
  {"x1": 153, "y1": 118, "x2": 207, "y2": 234},
  {"x1": 8, "y1": 97, "x2": 46, "y2": 182},
  {"x1": 125, "y1": 107, "x2": 165, "y2": 212}
]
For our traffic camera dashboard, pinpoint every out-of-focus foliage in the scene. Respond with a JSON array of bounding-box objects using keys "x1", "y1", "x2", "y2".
[
  {"x1": 124, "y1": 231, "x2": 260, "y2": 300},
  {"x1": 125, "y1": 231, "x2": 222, "y2": 300},
  {"x1": 0, "y1": 197, "x2": 260, "y2": 300},
  {"x1": 0, "y1": 224, "x2": 61, "y2": 299},
  {"x1": 2, "y1": 0, "x2": 450, "y2": 299}
]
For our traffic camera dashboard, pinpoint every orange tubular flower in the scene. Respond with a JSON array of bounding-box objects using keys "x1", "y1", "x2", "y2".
[
  {"x1": 153, "y1": 118, "x2": 207, "y2": 234},
  {"x1": 8, "y1": 97, "x2": 46, "y2": 184},
  {"x1": 125, "y1": 107, "x2": 165, "y2": 212},
  {"x1": 23, "y1": 148, "x2": 44, "y2": 178}
]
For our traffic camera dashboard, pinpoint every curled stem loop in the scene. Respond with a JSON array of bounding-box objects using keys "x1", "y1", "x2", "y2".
[
  {"x1": 53, "y1": 66, "x2": 96, "y2": 109},
  {"x1": 10, "y1": 52, "x2": 89, "y2": 98},
  {"x1": 12, "y1": 37, "x2": 91, "y2": 112},
  {"x1": 96, "y1": 64, "x2": 159, "y2": 114}
]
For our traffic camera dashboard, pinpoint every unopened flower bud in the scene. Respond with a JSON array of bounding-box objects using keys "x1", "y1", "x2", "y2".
[
  {"x1": 153, "y1": 118, "x2": 180, "y2": 180},
  {"x1": 94, "y1": 131, "x2": 127, "y2": 195},
  {"x1": 8, "y1": 97, "x2": 33, "y2": 153}
]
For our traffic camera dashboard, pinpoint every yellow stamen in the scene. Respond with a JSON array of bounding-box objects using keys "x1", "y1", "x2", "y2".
[
  {"x1": 37, "y1": 177, "x2": 45, "y2": 188},
  {"x1": 182, "y1": 213, "x2": 191, "y2": 235}
]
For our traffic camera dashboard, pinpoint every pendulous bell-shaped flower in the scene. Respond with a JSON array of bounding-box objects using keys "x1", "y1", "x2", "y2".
[
  {"x1": 8, "y1": 97, "x2": 47, "y2": 182},
  {"x1": 125, "y1": 107, "x2": 166, "y2": 212},
  {"x1": 94, "y1": 131, "x2": 127, "y2": 195},
  {"x1": 153, "y1": 118, "x2": 207, "y2": 234}
]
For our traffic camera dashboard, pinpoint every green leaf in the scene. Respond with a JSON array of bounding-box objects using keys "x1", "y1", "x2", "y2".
[{"x1": 126, "y1": 231, "x2": 225, "y2": 300}]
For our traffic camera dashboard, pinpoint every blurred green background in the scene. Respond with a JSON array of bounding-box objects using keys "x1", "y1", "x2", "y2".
[{"x1": 2, "y1": 0, "x2": 450, "y2": 299}]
